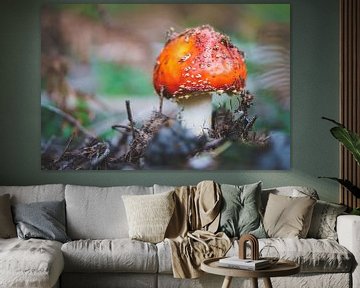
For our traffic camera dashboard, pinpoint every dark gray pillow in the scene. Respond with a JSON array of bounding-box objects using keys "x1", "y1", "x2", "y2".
[
  {"x1": 218, "y1": 182, "x2": 266, "y2": 238},
  {"x1": 12, "y1": 200, "x2": 70, "y2": 243}
]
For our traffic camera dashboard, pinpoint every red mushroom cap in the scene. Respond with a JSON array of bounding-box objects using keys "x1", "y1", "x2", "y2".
[{"x1": 153, "y1": 25, "x2": 247, "y2": 100}]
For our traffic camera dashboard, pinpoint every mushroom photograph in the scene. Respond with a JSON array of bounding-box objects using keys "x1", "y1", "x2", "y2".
[{"x1": 41, "y1": 4, "x2": 290, "y2": 170}]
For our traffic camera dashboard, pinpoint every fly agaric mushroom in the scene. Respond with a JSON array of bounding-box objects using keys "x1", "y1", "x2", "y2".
[{"x1": 153, "y1": 25, "x2": 247, "y2": 135}]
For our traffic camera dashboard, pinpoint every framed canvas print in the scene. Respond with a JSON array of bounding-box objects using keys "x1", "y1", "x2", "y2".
[{"x1": 41, "y1": 4, "x2": 290, "y2": 170}]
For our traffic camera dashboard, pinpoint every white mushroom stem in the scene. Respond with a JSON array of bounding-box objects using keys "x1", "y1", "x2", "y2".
[{"x1": 177, "y1": 93, "x2": 212, "y2": 136}]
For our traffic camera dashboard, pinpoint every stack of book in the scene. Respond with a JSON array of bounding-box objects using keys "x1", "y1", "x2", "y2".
[{"x1": 218, "y1": 257, "x2": 271, "y2": 270}]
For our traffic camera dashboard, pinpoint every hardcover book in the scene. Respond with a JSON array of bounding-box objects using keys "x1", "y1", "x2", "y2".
[{"x1": 218, "y1": 257, "x2": 271, "y2": 270}]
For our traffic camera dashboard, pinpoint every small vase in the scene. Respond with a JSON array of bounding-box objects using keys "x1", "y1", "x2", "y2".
[{"x1": 259, "y1": 245, "x2": 280, "y2": 265}]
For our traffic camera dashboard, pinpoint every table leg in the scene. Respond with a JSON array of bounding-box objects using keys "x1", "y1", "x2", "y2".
[
  {"x1": 263, "y1": 277, "x2": 273, "y2": 288},
  {"x1": 251, "y1": 278, "x2": 258, "y2": 288},
  {"x1": 221, "y1": 276, "x2": 233, "y2": 288}
]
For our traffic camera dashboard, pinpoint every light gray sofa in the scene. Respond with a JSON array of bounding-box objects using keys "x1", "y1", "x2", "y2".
[{"x1": 0, "y1": 184, "x2": 359, "y2": 288}]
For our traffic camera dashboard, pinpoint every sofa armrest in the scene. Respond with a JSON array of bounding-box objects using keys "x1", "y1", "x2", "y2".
[{"x1": 337, "y1": 215, "x2": 360, "y2": 288}]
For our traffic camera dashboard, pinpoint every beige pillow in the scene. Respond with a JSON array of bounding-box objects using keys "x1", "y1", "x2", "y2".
[
  {"x1": 122, "y1": 191, "x2": 175, "y2": 243},
  {"x1": 0, "y1": 194, "x2": 16, "y2": 238},
  {"x1": 263, "y1": 193, "x2": 316, "y2": 238}
]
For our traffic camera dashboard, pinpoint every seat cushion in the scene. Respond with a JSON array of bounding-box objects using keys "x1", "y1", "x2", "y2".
[
  {"x1": 65, "y1": 185, "x2": 153, "y2": 239},
  {"x1": 61, "y1": 273, "x2": 157, "y2": 288},
  {"x1": 0, "y1": 238, "x2": 64, "y2": 288},
  {"x1": 156, "y1": 241, "x2": 173, "y2": 274},
  {"x1": 228, "y1": 238, "x2": 354, "y2": 273},
  {"x1": 61, "y1": 239, "x2": 158, "y2": 273},
  {"x1": 157, "y1": 238, "x2": 353, "y2": 274}
]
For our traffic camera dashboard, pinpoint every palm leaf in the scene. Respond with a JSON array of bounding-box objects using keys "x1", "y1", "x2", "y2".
[
  {"x1": 322, "y1": 117, "x2": 360, "y2": 165},
  {"x1": 318, "y1": 177, "x2": 360, "y2": 199}
]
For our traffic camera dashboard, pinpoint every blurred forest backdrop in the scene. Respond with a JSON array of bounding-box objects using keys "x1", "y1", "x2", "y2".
[{"x1": 41, "y1": 4, "x2": 290, "y2": 170}]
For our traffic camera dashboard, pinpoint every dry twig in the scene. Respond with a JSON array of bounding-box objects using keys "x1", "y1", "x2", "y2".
[
  {"x1": 42, "y1": 104, "x2": 96, "y2": 138},
  {"x1": 125, "y1": 100, "x2": 136, "y2": 139}
]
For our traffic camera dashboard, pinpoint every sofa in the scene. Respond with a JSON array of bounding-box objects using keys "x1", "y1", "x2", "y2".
[{"x1": 0, "y1": 183, "x2": 359, "y2": 288}]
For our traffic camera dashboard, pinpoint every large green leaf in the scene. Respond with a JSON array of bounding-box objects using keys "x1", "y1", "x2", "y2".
[
  {"x1": 330, "y1": 126, "x2": 360, "y2": 165},
  {"x1": 318, "y1": 177, "x2": 360, "y2": 199},
  {"x1": 322, "y1": 117, "x2": 360, "y2": 165}
]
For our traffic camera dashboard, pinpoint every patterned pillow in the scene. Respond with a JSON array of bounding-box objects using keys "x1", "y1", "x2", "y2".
[
  {"x1": 122, "y1": 190, "x2": 175, "y2": 243},
  {"x1": 307, "y1": 200, "x2": 347, "y2": 240},
  {"x1": 218, "y1": 182, "x2": 266, "y2": 238}
]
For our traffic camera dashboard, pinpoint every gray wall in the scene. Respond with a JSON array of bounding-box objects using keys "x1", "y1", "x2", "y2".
[{"x1": 0, "y1": 0, "x2": 340, "y2": 202}]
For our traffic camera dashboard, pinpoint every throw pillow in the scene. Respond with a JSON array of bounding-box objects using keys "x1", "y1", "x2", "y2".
[
  {"x1": 218, "y1": 182, "x2": 266, "y2": 238},
  {"x1": 307, "y1": 200, "x2": 347, "y2": 240},
  {"x1": 122, "y1": 190, "x2": 175, "y2": 243},
  {"x1": 12, "y1": 200, "x2": 70, "y2": 243},
  {"x1": 263, "y1": 193, "x2": 316, "y2": 238},
  {"x1": 0, "y1": 194, "x2": 16, "y2": 238},
  {"x1": 261, "y1": 186, "x2": 319, "y2": 214}
]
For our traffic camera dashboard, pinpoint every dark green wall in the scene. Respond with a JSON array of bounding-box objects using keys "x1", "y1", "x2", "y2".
[{"x1": 0, "y1": 0, "x2": 340, "y2": 202}]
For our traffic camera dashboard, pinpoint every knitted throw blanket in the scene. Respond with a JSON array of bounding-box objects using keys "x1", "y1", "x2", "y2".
[{"x1": 165, "y1": 181, "x2": 231, "y2": 278}]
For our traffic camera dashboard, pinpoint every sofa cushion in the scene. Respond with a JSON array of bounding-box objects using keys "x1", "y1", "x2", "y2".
[
  {"x1": 153, "y1": 184, "x2": 176, "y2": 194},
  {"x1": 61, "y1": 239, "x2": 158, "y2": 273},
  {"x1": 263, "y1": 193, "x2": 316, "y2": 238},
  {"x1": 0, "y1": 184, "x2": 65, "y2": 204},
  {"x1": 0, "y1": 194, "x2": 16, "y2": 238},
  {"x1": 158, "y1": 237, "x2": 353, "y2": 274},
  {"x1": 262, "y1": 238, "x2": 354, "y2": 273},
  {"x1": 261, "y1": 186, "x2": 319, "y2": 213},
  {"x1": 156, "y1": 240, "x2": 173, "y2": 274},
  {"x1": 307, "y1": 200, "x2": 347, "y2": 240},
  {"x1": 0, "y1": 238, "x2": 64, "y2": 288},
  {"x1": 122, "y1": 191, "x2": 175, "y2": 243},
  {"x1": 61, "y1": 273, "x2": 157, "y2": 288},
  {"x1": 65, "y1": 185, "x2": 153, "y2": 239},
  {"x1": 218, "y1": 182, "x2": 266, "y2": 238},
  {"x1": 233, "y1": 238, "x2": 353, "y2": 273},
  {"x1": 12, "y1": 200, "x2": 70, "y2": 243}
]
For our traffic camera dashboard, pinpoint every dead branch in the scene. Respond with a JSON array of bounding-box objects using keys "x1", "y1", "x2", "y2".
[
  {"x1": 91, "y1": 142, "x2": 111, "y2": 167},
  {"x1": 55, "y1": 133, "x2": 74, "y2": 163},
  {"x1": 245, "y1": 116, "x2": 257, "y2": 132},
  {"x1": 203, "y1": 138, "x2": 226, "y2": 151},
  {"x1": 42, "y1": 104, "x2": 96, "y2": 138},
  {"x1": 125, "y1": 100, "x2": 136, "y2": 139},
  {"x1": 112, "y1": 124, "x2": 140, "y2": 133}
]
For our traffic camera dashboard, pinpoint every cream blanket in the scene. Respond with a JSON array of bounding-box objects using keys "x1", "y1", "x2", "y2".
[{"x1": 165, "y1": 181, "x2": 231, "y2": 278}]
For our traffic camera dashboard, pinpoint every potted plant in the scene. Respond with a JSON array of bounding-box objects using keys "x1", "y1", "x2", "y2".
[{"x1": 320, "y1": 117, "x2": 360, "y2": 215}]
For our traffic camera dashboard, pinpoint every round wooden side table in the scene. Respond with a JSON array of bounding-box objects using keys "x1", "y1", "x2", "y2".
[{"x1": 201, "y1": 257, "x2": 300, "y2": 288}]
